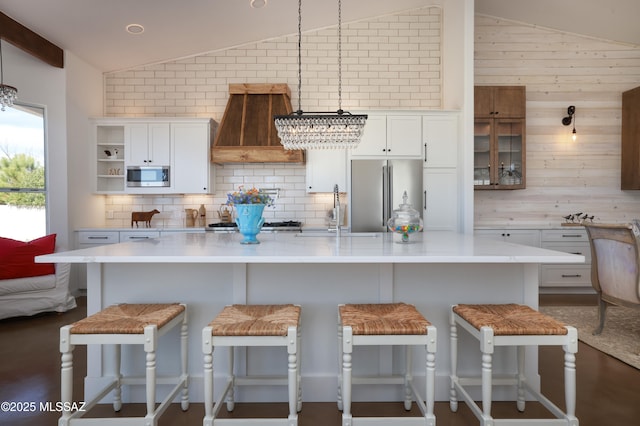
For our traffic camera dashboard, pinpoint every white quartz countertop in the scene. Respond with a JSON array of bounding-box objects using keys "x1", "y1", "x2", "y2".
[{"x1": 39, "y1": 231, "x2": 585, "y2": 265}]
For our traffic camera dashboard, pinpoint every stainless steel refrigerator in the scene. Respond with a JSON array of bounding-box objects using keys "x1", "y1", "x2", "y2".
[{"x1": 350, "y1": 159, "x2": 423, "y2": 232}]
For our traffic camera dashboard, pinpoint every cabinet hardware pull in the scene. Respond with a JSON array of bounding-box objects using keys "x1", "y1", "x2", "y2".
[
  {"x1": 424, "y1": 190, "x2": 427, "y2": 210},
  {"x1": 561, "y1": 274, "x2": 581, "y2": 278},
  {"x1": 571, "y1": 252, "x2": 582, "y2": 255},
  {"x1": 88, "y1": 236, "x2": 109, "y2": 240},
  {"x1": 424, "y1": 143, "x2": 427, "y2": 162},
  {"x1": 561, "y1": 234, "x2": 582, "y2": 238},
  {"x1": 129, "y1": 236, "x2": 150, "y2": 239}
]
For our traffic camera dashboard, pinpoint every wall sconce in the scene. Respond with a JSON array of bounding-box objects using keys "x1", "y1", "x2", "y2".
[{"x1": 562, "y1": 105, "x2": 576, "y2": 141}]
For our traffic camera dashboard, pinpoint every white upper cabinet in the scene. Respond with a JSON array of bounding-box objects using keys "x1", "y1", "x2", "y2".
[
  {"x1": 126, "y1": 123, "x2": 171, "y2": 166},
  {"x1": 306, "y1": 149, "x2": 347, "y2": 193},
  {"x1": 350, "y1": 113, "x2": 422, "y2": 158},
  {"x1": 171, "y1": 121, "x2": 214, "y2": 194},
  {"x1": 92, "y1": 118, "x2": 214, "y2": 194},
  {"x1": 422, "y1": 113, "x2": 459, "y2": 168}
]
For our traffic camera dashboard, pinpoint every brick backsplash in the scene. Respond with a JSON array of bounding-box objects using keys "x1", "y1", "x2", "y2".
[
  {"x1": 104, "y1": 164, "x2": 343, "y2": 229},
  {"x1": 102, "y1": 6, "x2": 441, "y2": 228}
]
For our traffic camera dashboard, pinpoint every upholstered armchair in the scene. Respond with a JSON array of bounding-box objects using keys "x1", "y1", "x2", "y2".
[{"x1": 584, "y1": 221, "x2": 640, "y2": 335}]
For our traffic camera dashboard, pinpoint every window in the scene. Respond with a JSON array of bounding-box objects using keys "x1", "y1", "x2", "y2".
[{"x1": 0, "y1": 104, "x2": 47, "y2": 241}]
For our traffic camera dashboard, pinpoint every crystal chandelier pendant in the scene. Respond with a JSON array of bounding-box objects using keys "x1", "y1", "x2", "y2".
[
  {"x1": 275, "y1": 112, "x2": 368, "y2": 150},
  {"x1": 274, "y1": 0, "x2": 367, "y2": 150}
]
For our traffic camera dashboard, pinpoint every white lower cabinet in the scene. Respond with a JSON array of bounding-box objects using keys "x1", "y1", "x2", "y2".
[
  {"x1": 540, "y1": 229, "x2": 592, "y2": 290},
  {"x1": 160, "y1": 229, "x2": 205, "y2": 237},
  {"x1": 75, "y1": 231, "x2": 120, "y2": 290},
  {"x1": 474, "y1": 227, "x2": 592, "y2": 292},
  {"x1": 119, "y1": 231, "x2": 160, "y2": 242},
  {"x1": 474, "y1": 229, "x2": 540, "y2": 247},
  {"x1": 76, "y1": 230, "x2": 120, "y2": 246}
]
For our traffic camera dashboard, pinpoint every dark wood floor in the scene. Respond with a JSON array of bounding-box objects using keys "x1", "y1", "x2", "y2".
[{"x1": 1, "y1": 295, "x2": 638, "y2": 425}]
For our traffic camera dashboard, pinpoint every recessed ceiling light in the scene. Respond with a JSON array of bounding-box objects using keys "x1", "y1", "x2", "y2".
[
  {"x1": 250, "y1": 0, "x2": 267, "y2": 8},
  {"x1": 126, "y1": 24, "x2": 145, "y2": 35}
]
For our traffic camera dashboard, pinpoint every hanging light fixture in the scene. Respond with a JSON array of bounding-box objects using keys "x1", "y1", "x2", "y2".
[
  {"x1": 562, "y1": 105, "x2": 576, "y2": 141},
  {"x1": 0, "y1": 40, "x2": 18, "y2": 112},
  {"x1": 274, "y1": 0, "x2": 367, "y2": 150}
]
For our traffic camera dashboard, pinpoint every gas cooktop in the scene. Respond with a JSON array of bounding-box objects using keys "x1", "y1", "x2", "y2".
[{"x1": 207, "y1": 221, "x2": 302, "y2": 232}]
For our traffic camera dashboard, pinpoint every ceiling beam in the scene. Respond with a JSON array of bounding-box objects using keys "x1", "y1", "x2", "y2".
[{"x1": 0, "y1": 11, "x2": 64, "y2": 68}]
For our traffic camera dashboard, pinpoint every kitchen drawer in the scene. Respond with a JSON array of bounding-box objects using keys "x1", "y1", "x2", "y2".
[
  {"x1": 474, "y1": 229, "x2": 540, "y2": 247},
  {"x1": 542, "y1": 242, "x2": 591, "y2": 263},
  {"x1": 160, "y1": 229, "x2": 205, "y2": 236},
  {"x1": 77, "y1": 231, "x2": 119, "y2": 244},
  {"x1": 541, "y1": 229, "x2": 587, "y2": 243},
  {"x1": 119, "y1": 231, "x2": 160, "y2": 242},
  {"x1": 540, "y1": 265, "x2": 591, "y2": 287}
]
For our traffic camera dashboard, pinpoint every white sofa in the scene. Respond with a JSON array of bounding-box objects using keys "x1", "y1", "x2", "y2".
[{"x1": 0, "y1": 254, "x2": 76, "y2": 320}]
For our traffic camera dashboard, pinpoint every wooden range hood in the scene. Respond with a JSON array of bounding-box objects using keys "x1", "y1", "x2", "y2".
[{"x1": 211, "y1": 83, "x2": 305, "y2": 164}]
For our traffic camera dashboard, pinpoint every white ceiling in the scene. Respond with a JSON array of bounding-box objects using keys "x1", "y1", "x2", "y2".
[{"x1": 0, "y1": 0, "x2": 637, "y2": 73}]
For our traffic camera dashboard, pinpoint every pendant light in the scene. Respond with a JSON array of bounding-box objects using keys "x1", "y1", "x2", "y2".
[
  {"x1": 0, "y1": 40, "x2": 18, "y2": 112},
  {"x1": 274, "y1": 0, "x2": 367, "y2": 150}
]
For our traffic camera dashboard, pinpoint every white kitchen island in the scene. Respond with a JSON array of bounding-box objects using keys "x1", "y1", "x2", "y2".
[{"x1": 38, "y1": 231, "x2": 583, "y2": 404}]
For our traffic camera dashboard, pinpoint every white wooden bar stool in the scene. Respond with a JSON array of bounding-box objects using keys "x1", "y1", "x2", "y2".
[
  {"x1": 338, "y1": 303, "x2": 437, "y2": 426},
  {"x1": 59, "y1": 303, "x2": 189, "y2": 426},
  {"x1": 202, "y1": 304, "x2": 302, "y2": 426},
  {"x1": 450, "y1": 303, "x2": 578, "y2": 426}
]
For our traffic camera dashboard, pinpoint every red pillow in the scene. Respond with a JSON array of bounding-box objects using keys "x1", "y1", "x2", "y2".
[{"x1": 0, "y1": 234, "x2": 57, "y2": 280}]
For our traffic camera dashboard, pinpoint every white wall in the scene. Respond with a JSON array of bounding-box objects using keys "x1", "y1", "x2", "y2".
[{"x1": 65, "y1": 52, "x2": 105, "y2": 229}]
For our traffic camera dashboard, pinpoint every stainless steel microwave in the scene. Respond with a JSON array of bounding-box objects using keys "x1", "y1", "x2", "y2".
[{"x1": 126, "y1": 166, "x2": 170, "y2": 187}]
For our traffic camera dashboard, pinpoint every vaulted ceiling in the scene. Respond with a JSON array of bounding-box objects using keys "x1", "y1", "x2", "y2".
[{"x1": 0, "y1": 0, "x2": 637, "y2": 73}]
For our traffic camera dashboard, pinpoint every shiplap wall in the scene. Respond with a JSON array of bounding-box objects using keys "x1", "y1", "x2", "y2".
[{"x1": 474, "y1": 15, "x2": 640, "y2": 227}]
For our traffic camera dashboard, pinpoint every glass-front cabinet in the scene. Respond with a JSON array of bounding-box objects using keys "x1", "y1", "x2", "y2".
[
  {"x1": 474, "y1": 119, "x2": 525, "y2": 189},
  {"x1": 474, "y1": 85, "x2": 526, "y2": 190}
]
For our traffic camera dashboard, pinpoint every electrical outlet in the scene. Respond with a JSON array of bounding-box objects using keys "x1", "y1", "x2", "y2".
[{"x1": 107, "y1": 210, "x2": 114, "y2": 219}]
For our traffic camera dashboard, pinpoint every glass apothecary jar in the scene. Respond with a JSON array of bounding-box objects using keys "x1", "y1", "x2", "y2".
[{"x1": 387, "y1": 191, "x2": 423, "y2": 243}]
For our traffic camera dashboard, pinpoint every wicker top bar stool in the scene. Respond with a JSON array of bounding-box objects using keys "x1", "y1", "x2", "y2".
[
  {"x1": 338, "y1": 303, "x2": 437, "y2": 426},
  {"x1": 202, "y1": 304, "x2": 302, "y2": 426},
  {"x1": 450, "y1": 303, "x2": 578, "y2": 426},
  {"x1": 59, "y1": 303, "x2": 189, "y2": 426}
]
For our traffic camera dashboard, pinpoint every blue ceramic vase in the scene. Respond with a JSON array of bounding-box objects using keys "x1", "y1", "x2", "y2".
[{"x1": 235, "y1": 204, "x2": 266, "y2": 244}]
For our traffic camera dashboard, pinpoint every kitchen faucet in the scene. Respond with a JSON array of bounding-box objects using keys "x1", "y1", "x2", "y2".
[{"x1": 330, "y1": 184, "x2": 341, "y2": 237}]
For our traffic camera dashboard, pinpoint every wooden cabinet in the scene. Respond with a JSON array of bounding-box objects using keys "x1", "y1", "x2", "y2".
[
  {"x1": 539, "y1": 229, "x2": 592, "y2": 290},
  {"x1": 621, "y1": 86, "x2": 640, "y2": 189},
  {"x1": 474, "y1": 86, "x2": 526, "y2": 190},
  {"x1": 351, "y1": 113, "x2": 422, "y2": 158},
  {"x1": 474, "y1": 86, "x2": 525, "y2": 119},
  {"x1": 306, "y1": 150, "x2": 346, "y2": 193}
]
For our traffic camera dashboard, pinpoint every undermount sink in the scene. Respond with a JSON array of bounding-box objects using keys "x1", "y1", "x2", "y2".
[{"x1": 295, "y1": 232, "x2": 380, "y2": 238}]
